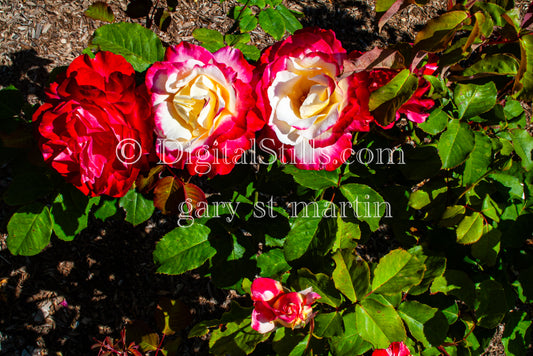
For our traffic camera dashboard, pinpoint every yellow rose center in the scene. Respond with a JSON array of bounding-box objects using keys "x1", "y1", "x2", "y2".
[{"x1": 169, "y1": 71, "x2": 234, "y2": 146}]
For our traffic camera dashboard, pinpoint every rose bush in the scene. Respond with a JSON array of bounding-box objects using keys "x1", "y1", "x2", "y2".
[
  {"x1": 4, "y1": 7, "x2": 532, "y2": 354},
  {"x1": 32, "y1": 51, "x2": 153, "y2": 197},
  {"x1": 255, "y1": 27, "x2": 374, "y2": 171},
  {"x1": 145, "y1": 42, "x2": 262, "y2": 177},
  {"x1": 250, "y1": 277, "x2": 321, "y2": 333}
]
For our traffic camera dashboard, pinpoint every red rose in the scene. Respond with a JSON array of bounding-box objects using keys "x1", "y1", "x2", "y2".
[
  {"x1": 366, "y1": 54, "x2": 438, "y2": 129},
  {"x1": 32, "y1": 51, "x2": 153, "y2": 197}
]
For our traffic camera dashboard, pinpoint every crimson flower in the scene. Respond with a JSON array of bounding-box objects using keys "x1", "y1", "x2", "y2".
[{"x1": 33, "y1": 51, "x2": 153, "y2": 197}]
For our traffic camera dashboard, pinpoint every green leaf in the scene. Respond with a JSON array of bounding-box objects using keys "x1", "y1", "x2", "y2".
[
  {"x1": 463, "y1": 131, "x2": 492, "y2": 185},
  {"x1": 258, "y1": 8, "x2": 285, "y2": 40},
  {"x1": 371, "y1": 249, "x2": 426, "y2": 294},
  {"x1": 290, "y1": 268, "x2": 342, "y2": 307},
  {"x1": 431, "y1": 269, "x2": 475, "y2": 306},
  {"x1": 414, "y1": 11, "x2": 469, "y2": 52},
  {"x1": 472, "y1": 2, "x2": 506, "y2": 26},
  {"x1": 475, "y1": 279, "x2": 507, "y2": 329},
  {"x1": 265, "y1": 0, "x2": 283, "y2": 7},
  {"x1": 481, "y1": 194, "x2": 502, "y2": 222},
  {"x1": 275, "y1": 5, "x2": 302, "y2": 34},
  {"x1": 408, "y1": 190, "x2": 431, "y2": 210},
  {"x1": 201, "y1": 41, "x2": 225, "y2": 53},
  {"x1": 504, "y1": 100, "x2": 524, "y2": 120},
  {"x1": 238, "y1": 11, "x2": 258, "y2": 32},
  {"x1": 511, "y1": 129, "x2": 533, "y2": 171},
  {"x1": 210, "y1": 319, "x2": 269, "y2": 356},
  {"x1": 456, "y1": 212, "x2": 485, "y2": 244},
  {"x1": 514, "y1": 34, "x2": 533, "y2": 100},
  {"x1": 84, "y1": 2, "x2": 115, "y2": 22},
  {"x1": 368, "y1": 69, "x2": 418, "y2": 128},
  {"x1": 139, "y1": 333, "x2": 160, "y2": 352},
  {"x1": 501, "y1": 311, "x2": 532, "y2": 356},
  {"x1": 332, "y1": 250, "x2": 370, "y2": 303},
  {"x1": 283, "y1": 200, "x2": 333, "y2": 261},
  {"x1": 188, "y1": 319, "x2": 220, "y2": 338},
  {"x1": 398, "y1": 301, "x2": 449, "y2": 347},
  {"x1": 472, "y1": 228, "x2": 501, "y2": 266},
  {"x1": 314, "y1": 312, "x2": 344, "y2": 338},
  {"x1": 409, "y1": 255, "x2": 446, "y2": 295},
  {"x1": 462, "y1": 12, "x2": 492, "y2": 53},
  {"x1": 93, "y1": 198, "x2": 118, "y2": 221},
  {"x1": 283, "y1": 165, "x2": 339, "y2": 190},
  {"x1": 355, "y1": 294, "x2": 407, "y2": 349},
  {"x1": 52, "y1": 186, "x2": 97, "y2": 241},
  {"x1": 91, "y1": 23, "x2": 164, "y2": 72},
  {"x1": 329, "y1": 311, "x2": 372, "y2": 355},
  {"x1": 256, "y1": 248, "x2": 290, "y2": 277},
  {"x1": 119, "y1": 189, "x2": 154, "y2": 226},
  {"x1": 439, "y1": 205, "x2": 466, "y2": 227},
  {"x1": 224, "y1": 33, "x2": 251, "y2": 46},
  {"x1": 463, "y1": 54, "x2": 519, "y2": 77},
  {"x1": 418, "y1": 108, "x2": 449, "y2": 135},
  {"x1": 192, "y1": 28, "x2": 224, "y2": 44},
  {"x1": 454, "y1": 82, "x2": 497, "y2": 120},
  {"x1": 333, "y1": 215, "x2": 360, "y2": 251},
  {"x1": 7, "y1": 203, "x2": 53, "y2": 256},
  {"x1": 437, "y1": 119, "x2": 475, "y2": 169},
  {"x1": 272, "y1": 329, "x2": 308, "y2": 356},
  {"x1": 376, "y1": 0, "x2": 405, "y2": 12},
  {"x1": 340, "y1": 183, "x2": 388, "y2": 232},
  {"x1": 488, "y1": 172, "x2": 524, "y2": 199},
  {"x1": 249, "y1": 0, "x2": 266, "y2": 7},
  {"x1": 287, "y1": 334, "x2": 310, "y2": 356},
  {"x1": 153, "y1": 224, "x2": 216, "y2": 275},
  {"x1": 441, "y1": 303, "x2": 459, "y2": 325},
  {"x1": 233, "y1": 43, "x2": 261, "y2": 61}
]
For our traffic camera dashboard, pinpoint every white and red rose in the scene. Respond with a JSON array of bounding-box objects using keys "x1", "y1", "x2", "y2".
[
  {"x1": 32, "y1": 51, "x2": 153, "y2": 197},
  {"x1": 250, "y1": 277, "x2": 321, "y2": 333},
  {"x1": 145, "y1": 42, "x2": 263, "y2": 177},
  {"x1": 255, "y1": 27, "x2": 374, "y2": 171}
]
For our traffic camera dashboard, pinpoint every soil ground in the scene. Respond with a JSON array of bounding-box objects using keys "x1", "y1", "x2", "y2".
[{"x1": 0, "y1": 0, "x2": 527, "y2": 355}]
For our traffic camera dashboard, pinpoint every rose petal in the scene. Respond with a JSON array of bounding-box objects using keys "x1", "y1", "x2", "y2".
[
  {"x1": 251, "y1": 278, "x2": 284, "y2": 302},
  {"x1": 251, "y1": 301, "x2": 277, "y2": 333},
  {"x1": 372, "y1": 341, "x2": 411, "y2": 356}
]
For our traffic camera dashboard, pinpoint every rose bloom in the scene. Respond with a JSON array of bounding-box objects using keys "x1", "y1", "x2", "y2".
[
  {"x1": 372, "y1": 341, "x2": 411, "y2": 356},
  {"x1": 32, "y1": 51, "x2": 153, "y2": 197},
  {"x1": 366, "y1": 54, "x2": 438, "y2": 129},
  {"x1": 251, "y1": 277, "x2": 321, "y2": 333},
  {"x1": 145, "y1": 43, "x2": 262, "y2": 176},
  {"x1": 256, "y1": 27, "x2": 374, "y2": 171}
]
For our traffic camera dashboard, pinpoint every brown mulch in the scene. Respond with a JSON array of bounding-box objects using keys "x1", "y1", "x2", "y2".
[{"x1": 0, "y1": 0, "x2": 525, "y2": 355}]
